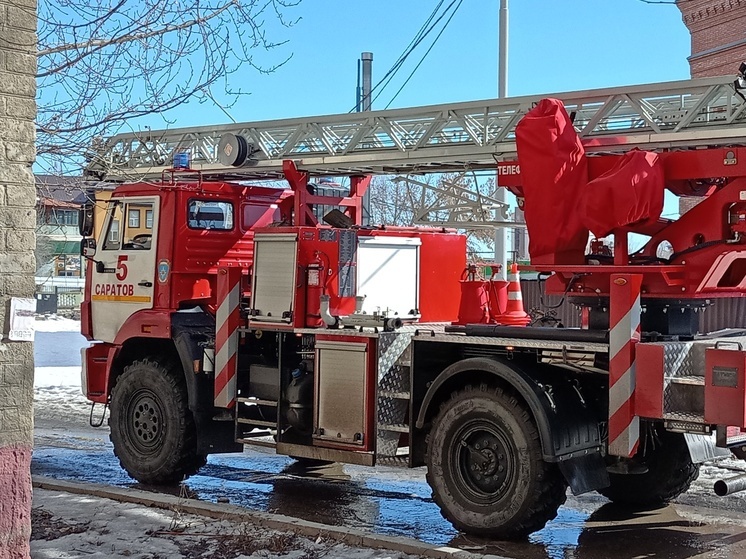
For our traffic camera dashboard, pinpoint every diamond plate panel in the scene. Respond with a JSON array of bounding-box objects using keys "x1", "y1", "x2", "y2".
[
  {"x1": 418, "y1": 333, "x2": 608, "y2": 352},
  {"x1": 661, "y1": 342, "x2": 695, "y2": 378},
  {"x1": 377, "y1": 331, "x2": 413, "y2": 458},
  {"x1": 377, "y1": 331, "x2": 413, "y2": 384}
]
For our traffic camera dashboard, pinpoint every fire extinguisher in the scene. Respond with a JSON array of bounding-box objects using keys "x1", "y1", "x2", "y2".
[{"x1": 305, "y1": 254, "x2": 325, "y2": 327}]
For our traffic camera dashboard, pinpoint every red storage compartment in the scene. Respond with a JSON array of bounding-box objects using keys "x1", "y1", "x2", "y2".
[{"x1": 705, "y1": 346, "x2": 746, "y2": 427}]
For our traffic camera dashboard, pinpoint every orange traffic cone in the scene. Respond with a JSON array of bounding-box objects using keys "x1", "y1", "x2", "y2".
[{"x1": 494, "y1": 263, "x2": 530, "y2": 326}]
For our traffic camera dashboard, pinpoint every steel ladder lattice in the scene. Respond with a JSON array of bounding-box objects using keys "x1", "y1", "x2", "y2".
[{"x1": 86, "y1": 76, "x2": 746, "y2": 182}]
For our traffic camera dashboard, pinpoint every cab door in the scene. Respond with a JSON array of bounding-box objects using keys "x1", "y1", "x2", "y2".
[{"x1": 90, "y1": 197, "x2": 159, "y2": 343}]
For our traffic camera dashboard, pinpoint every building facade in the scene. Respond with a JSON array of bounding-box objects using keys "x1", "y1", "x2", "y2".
[{"x1": 678, "y1": 0, "x2": 746, "y2": 77}]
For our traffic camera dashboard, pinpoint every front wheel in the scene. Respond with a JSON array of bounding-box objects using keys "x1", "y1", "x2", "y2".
[
  {"x1": 426, "y1": 384, "x2": 567, "y2": 539},
  {"x1": 109, "y1": 358, "x2": 207, "y2": 484}
]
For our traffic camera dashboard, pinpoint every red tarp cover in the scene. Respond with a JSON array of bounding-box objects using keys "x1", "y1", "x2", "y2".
[
  {"x1": 580, "y1": 150, "x2": 664, "y2": 238},
  {"x1": 515, "y1": 98, "x2": 589, "y2": 264}
]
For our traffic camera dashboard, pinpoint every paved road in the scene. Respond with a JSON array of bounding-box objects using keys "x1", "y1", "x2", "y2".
[{"x1": 32, "y1": 417, "x2": 746, "y2": 559}]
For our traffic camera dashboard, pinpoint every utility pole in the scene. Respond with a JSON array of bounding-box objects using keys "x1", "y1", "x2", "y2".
[
  {"x1": 498, "y1": 0, "x2": 508, "y2": 98},
  {"x1": 494, "y1": 0, "x2": 509, "y2": 273}
]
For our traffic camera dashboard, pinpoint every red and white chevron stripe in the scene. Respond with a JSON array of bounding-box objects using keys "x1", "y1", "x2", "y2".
[
  {"x1": 608, "y1": 273, "x2": 643, "y2": 457},
  {"x1": 214, "y1": 267, "x2": 242, "y2": 409}
]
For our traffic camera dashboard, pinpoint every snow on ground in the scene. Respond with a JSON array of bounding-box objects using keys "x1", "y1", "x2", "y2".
[
  {"x1": 31, "y1": 488, "x2": 423, "y2": 559},
  {"x1": 34, "y1": 367, "x2": 93, "y2": 425},
  {"x1": 35, "y1": 315, "x2": 83, "y2": 333},
  {"x1": 33, "y1": 317, "x2": 92, "y2": 425}
]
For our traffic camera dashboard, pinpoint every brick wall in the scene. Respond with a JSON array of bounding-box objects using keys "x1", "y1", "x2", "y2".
[
  {"x1": 0, "y1": 0, "x2": 37, "y2": 557},
  {"x1": 678, "y1": 0, "x2": 746, "y2": 77}
]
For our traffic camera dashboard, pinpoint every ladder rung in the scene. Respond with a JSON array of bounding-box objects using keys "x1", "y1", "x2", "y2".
[
  {"x1": 379, "y1": 391, "x2": 410, "y2": 399},
  {"x1": 668, "y1": 376, "x2": 705, "y2": 386},
  {"x1": 237, "y1": 429, "x2": 273, "y2": 438},
  {"x1": 378, "y1": 423, "x2": 409, "y2": 433},
  {"x1": 237, "y1": 398, "x2": 278, "y2": 406},
  {"x1": 237, "y1": 418, "x2": 276, "y2": 427},
  {"x1": 237, "y1": 439, "x2": 276, "y2": 448}
]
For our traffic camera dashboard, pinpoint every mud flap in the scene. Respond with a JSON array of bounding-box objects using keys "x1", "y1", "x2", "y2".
[
  {"x1": 558, "y1": 453, "x2": 610, "y2": 495},
  {"x1": 684, "y1": 432, "x2": 731, "y2": 463}
]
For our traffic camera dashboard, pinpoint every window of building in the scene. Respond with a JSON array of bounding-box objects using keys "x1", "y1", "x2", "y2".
[
  {"x1": 103, "y1": 202, "x2": 123, "y2": 250},
  {"x1": 48, "y1": 209, "x2": 79, "y2": 226},
  {"x1": 108, "y1": 221, "x2": 120, "y2": 245},
  {"x1": 145, "y1": 209, "x2": 153, "y2": 229},
  {"x1": 188, "y1": 200, "x2": 234, "y2": 230},
  {"x1": 128, "y1": 209, "x2": 140, "y2": 228},
  {"x1": 123, "y1": 202, "x2": 153, "y2": 250}
]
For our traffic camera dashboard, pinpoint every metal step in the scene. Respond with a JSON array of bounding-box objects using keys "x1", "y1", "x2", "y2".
[
  {"x1": 236, "y1": 418, "x2": 276, "y2": 428},
  {"x1": 237, "y1": 397, "x2": 278, "y2": 406},
  {"x1": 378, "y1": 423, "x2": 409, "y2": 433},
  {"x1": 236, "y1": 438, "x2": 276, "y2": 449},
  {"x1": 378, "y1": 391, "x2": 411, "y2": 400},
  {"x1": 667, "y1": 376, "x2": 705, "y2": 386},
  {"x1": 377, "y1": 455, "x2": 410, "y2": 467}
]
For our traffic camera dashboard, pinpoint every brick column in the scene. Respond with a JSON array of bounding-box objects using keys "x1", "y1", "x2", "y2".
[
  {"x1": 678, "y1": 0, "x2": 746, "y2": 77},
  {"x1": 0, "y1": 1, "x2": 37, "y2": 557}
]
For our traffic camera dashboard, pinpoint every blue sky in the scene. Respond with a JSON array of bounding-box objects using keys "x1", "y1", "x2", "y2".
[{"x1": 133, "y1": 0, "x2": 692, "y2": 131}]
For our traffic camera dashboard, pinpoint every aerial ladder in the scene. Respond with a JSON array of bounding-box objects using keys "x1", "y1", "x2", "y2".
[
  {"x1": 86, "y1": 75, "x2": 746, "y2": 183},
  {"x1": 80, "y1": 72, "x2": 746, "y2": 540}
]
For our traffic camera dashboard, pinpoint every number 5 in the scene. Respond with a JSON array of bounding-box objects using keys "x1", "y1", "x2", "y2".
[{"x1": 116, "y1": 255, "x2": 129, "y2": 281}]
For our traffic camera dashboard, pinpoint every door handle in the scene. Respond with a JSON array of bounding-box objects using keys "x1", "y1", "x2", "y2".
[{"x1": 138, "y1": 281, "x2": 153, "y2": 287}]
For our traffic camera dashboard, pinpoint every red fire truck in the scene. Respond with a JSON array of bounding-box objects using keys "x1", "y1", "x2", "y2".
[{"x1": 81, "y1": 71, "x2": 746, "y2": 539}]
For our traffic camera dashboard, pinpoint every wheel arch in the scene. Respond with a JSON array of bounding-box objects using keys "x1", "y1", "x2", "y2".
[
  {"x1": 415, "y1": 357, "x2": 556, "y2": 460},
  {"x1": 413, "y1": 356, "x2": 607, "y2": 494},
  {"x1": 110, "y1": 336, "x2": 181, "y2": 394},
  {"x1": 109, "y1": 309, "x2": 217, "y2": 415}
]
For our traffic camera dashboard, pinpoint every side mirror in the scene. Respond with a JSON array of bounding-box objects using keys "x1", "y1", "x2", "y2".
[
  {"x1": 79, "y1": 202, "x2": 94, "y2": 237},
  {"x1": 81, "y1": 237, "x2": 97, "y2": 258}
]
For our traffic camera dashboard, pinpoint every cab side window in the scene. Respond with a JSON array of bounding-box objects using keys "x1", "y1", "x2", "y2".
[{"x1": 188, "y1": 200, "x2": 233, "y2": 230}]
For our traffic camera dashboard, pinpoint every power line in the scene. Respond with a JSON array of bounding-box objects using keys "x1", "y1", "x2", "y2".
[
  {"x1": 349, "y1": 1, "x2": 455, "y2": 112},
  {"x1": 384, "y1": 0, "x2": 463, "y2": 109},
  {"x1": 371, "y1": 0, "x2": 461, "y2": 107}
]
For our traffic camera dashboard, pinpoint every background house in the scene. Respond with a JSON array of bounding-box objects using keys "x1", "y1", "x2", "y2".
[{"x1": 35, "y1": 175, "x2": 88, "y2": 315}]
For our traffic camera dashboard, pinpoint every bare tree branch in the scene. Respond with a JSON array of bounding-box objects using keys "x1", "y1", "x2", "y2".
[{"x1": 36, "y1": 0, "x2": 302, "y2": 174}]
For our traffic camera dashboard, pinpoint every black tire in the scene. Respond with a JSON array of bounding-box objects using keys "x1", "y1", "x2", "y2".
[
  {"x1": 426, "y1": 384, "x2": 567, "y2": 539},
  {"x1": 597, "y1": 426, "x2": 699, "y2": 507},
  {"x1": 109, "y1": 358, "x2": 207, "y2": 484}
]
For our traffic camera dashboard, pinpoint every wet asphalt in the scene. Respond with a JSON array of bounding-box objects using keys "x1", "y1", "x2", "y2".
[{"x1": 32, "y1": 419, "x2": 746, "y2": 559}]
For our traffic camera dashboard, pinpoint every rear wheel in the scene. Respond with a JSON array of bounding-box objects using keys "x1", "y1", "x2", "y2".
[
  {"x1": 426, "y1": 384, "x2": 567, "y2": 539},
  {"x1": 598, "y1": 426, "x2": 699, "y2": 507},
  {"x1": 110, "y1": 358, "x2": 207, "y2": 484}
]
